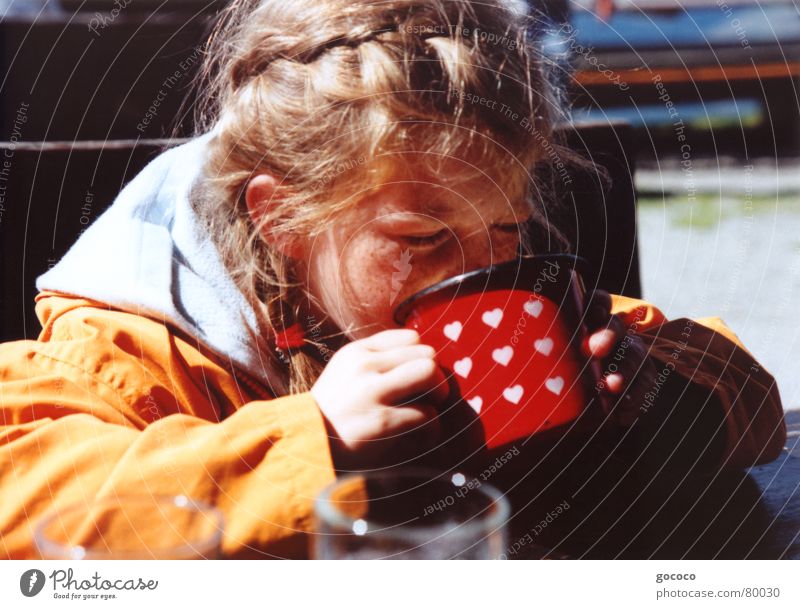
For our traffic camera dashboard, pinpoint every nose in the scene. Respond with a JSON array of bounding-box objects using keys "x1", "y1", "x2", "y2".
[
  {"x1": 462, "y1": 227, "x2": 521, "y2": 272},
  {"x1": 407, "y1": 229, "x2": 522, "y2": 302}
]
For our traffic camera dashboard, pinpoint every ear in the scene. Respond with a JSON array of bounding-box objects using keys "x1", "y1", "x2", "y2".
[{"x1": 245, "y1": 173, "x2": 303, "y2": 259}]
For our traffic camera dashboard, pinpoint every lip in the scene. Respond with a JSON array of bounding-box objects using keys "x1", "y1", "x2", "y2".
[{"x1": 393, "y1": 253, "x2": 587, "y2": 325}]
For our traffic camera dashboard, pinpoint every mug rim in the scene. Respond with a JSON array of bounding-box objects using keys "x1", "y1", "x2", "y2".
[{"x1": 393, "y1": 253, "x2": 588, "y2": 326}]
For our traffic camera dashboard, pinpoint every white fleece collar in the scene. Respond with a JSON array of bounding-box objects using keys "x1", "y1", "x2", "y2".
[{"x1": 36, "y1": 134, "x2": 279, "y2": 392}]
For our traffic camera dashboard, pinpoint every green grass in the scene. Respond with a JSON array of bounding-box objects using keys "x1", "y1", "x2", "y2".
[{"x1": 639, "y1": 193, "x2": 800, "y2": 229}]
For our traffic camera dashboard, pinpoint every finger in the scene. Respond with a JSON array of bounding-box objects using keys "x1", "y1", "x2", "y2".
[
  {"x1": 596, "y1": 341, "x2": 649, "y2": 396},
  {"x1": 378, "y1": 358, "x2": 450, "y2": 405},
  {"x1": 337, "y1": 404, "x2": 441, "y2": 471},
  {"x1": 604, "y1": 373, "x2": 626, "y2": 395},
  {"x1": 366, "y1": 344, "x2": 436, "y2": 373},
  {"x1": 366, "y1": 404, "x2": 442, "y2": 468},
  {"x1": 358, "y1": 329, "x2": 420, "y2": 351},
  {"x1": 583, "y1": 328, "x2": 621, "y2": 358},
  {"x1": 384, "y1": 403, "x2": 442, "y2": 443}
]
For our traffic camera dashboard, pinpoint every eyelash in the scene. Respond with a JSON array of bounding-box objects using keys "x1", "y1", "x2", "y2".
[
  {"x1": 402, "y1": 230, "x2": 449, "y2": 247},
  {"x1": 401, "y1": 221, "x2": 527, "y2": 247}
]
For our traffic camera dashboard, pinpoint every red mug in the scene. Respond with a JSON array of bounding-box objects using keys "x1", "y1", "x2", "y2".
[{"x1": 394, "y1": 254, "x2": 600, "y2": 450}]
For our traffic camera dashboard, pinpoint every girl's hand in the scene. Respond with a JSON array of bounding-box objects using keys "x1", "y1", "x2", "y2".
[
  {"x1": 582, "y1": 290, "x2": 659, "y2": 426},
  {"x1": 311, "y1": 329, "x2": 450, "y2": 470}
]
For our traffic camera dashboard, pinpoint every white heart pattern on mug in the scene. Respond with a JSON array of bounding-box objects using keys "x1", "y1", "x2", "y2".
[
  {"x1": 481, "y1": 308, "x2": 503, "y2": 329},
  {"x1": 492, "y1": 346, "x2": 514, "y2": 366},
  {"x1": 534, "y1": 337, "x2": 554, "y2": 356},
  {"x1": 502, "y1": 384, "x2": 524, "y2": 405},
  {"x1": 467, "y1": 396, "x2": 483, "y2": 414},
  {"x1": 443, "y1": 321, "x2": 463, "y2": 342},
  {"x1": 453, "y1": 357, "x2": 473, "y2": 379},
  {"x1": 545, "y1": 376, "x2": 564, "y2": 395},
  {"x1": 523, "y1": 299, "x2": 544, "y2": 318}
]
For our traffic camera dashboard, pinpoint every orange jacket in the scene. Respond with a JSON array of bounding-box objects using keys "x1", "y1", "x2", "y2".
[{"x1": 0, "y1": 291, "x2": 786, "y2": 559}]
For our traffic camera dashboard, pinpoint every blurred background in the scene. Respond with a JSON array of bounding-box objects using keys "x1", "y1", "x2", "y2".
[
  {"x1": 0, "y1": 0, "x2": 798, "y2": 411},
  {"x1": 533, "y1": 0, "x2": 800, "y2": 411}
]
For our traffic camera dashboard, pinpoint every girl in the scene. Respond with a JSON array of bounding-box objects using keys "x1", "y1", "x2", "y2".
[{"x1": 0, "y1": 0, "x2": 785, "y2": 558}]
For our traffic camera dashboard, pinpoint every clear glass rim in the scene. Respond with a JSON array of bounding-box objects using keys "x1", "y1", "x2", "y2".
[
  {"x1": 314, "y1": 468, "x2": 511, "y2": 545},
  {"x1": 34, "y1": 494, "x2": 225, "y2": 559}
]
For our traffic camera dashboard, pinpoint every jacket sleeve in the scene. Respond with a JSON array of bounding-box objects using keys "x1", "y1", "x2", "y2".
[
  {"x1": 0, "y1": 338, "x2": 336, "y2": 559},
  {"x1": 611, "y1": 295, "x2": 786, "y2": 472}
]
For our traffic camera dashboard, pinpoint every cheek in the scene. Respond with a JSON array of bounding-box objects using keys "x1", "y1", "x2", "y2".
[
  {"x1": 340, "y1": 237, "x2": 403, "y2": 313},
  {"x1": 327, "y1": 228, "x2": 522, "y2": 332}
]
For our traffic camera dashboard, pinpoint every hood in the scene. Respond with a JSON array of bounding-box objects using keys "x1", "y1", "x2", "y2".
[{"x1": 36, "y1": 134, "x2": 278, "y2": 390}]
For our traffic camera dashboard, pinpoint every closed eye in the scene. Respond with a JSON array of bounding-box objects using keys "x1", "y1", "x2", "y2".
[
  {"x1": 400, "y1": 229, "x2": 449, "y2": 247},
  {"x1": 494, "y1": 218, "x2": 530, "y2": 233}
]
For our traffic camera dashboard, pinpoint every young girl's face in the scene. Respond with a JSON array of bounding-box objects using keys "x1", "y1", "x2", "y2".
[{"x1": 299, "y1": 163, "x2": 533, "y2": 339}]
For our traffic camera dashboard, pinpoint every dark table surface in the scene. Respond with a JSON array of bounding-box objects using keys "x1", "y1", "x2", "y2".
[
  {"x1": 742, "y1": 409, "x2": 800, "y2": 559},
  {"x1": 507, "y1": 410, "x2": 799, "y2": 560}
]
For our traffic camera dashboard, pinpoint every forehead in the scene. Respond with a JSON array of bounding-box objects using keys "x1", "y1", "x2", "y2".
[{"x1": 357, "y1": 152, "x2": 531, "y2": 218}]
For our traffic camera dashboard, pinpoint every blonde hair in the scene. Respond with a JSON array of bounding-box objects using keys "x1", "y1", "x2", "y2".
[{"x1": 190, "y1": 0, "x2": 569, "y2": 395}]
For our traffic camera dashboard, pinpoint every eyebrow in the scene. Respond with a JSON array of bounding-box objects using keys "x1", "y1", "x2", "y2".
[
  {"x1": 435, "y1": 200, "x2": 533, "y2": 224},
  {"x1": 371, "y1": 180, "x2": 533, "y2": 225}
]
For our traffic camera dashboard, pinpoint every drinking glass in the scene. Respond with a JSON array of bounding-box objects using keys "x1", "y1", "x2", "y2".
[
  {"x1": 312, "y1": 469, "x2": 509, "y2": 559},
  {"x1": 35, "y1": 494, "x2": 224, "y2": 559}
]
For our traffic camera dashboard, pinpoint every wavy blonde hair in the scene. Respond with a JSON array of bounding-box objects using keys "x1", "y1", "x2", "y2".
[{"x1": 190, "y1": 0, "x2": 569, "y2": 395}]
